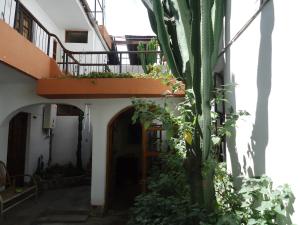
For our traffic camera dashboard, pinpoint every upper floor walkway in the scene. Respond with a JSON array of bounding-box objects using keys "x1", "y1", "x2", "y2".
[{"x1": 0, "y1": 0, "x2": 183, "y2": 98}]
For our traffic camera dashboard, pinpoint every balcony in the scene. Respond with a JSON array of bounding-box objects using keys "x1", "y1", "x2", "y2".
[{"x1": 0, "y1": 0, "x2": 184, "y2": 98}]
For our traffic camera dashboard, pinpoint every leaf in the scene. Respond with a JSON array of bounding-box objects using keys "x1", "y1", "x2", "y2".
[
  {"x1": 247, "y1": 218, "x2": 258, "y2": 225},
  {"x1": 212, "y1": 136, "x2": 221, "y2": 145},
  {"x1": 144, "y1": 121, "x2": 151, "y2": 129},
  {"x1": 183, "y1": 131, "x2": 193, "y2": 145},
  {"x1": 274, "y1": 205, "x2": 286, "y2": 216}
]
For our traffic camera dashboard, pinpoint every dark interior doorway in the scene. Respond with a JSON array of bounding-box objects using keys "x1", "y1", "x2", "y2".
[
  {"x1": 106, "y1": 108, "x2": 143, "y2": 210},
  {"x1": 7, "y1": 112, "x2": 29, "y2": 184}
]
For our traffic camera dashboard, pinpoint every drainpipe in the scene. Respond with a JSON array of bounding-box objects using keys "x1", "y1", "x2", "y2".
[{"x1": 48, "y1": 129, "x2": 53, "y2": 166}]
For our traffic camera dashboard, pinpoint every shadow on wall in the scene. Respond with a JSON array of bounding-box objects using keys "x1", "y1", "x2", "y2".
[
  {"x1": 226, "y1": 76, "x2": 242, "y2": 178},
  {"x1": 250, "y1": 0, "x2": 274, "y2": 176},
  {"x1": 226, "y1": 0, "x2": 275, "y2": 178},
  {"x1": 225, "y1": 0, "x2": 242, "y2": 178},
  {"x1": 227, "y1": 2, "x2": 294, "y2": 223}
]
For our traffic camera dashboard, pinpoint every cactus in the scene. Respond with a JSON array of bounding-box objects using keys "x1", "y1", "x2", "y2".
[
  {"x1": 142, "y1": 0, "x2": 225, "y2": 212},
  {"x1": 137, "y1": 38, "x2": 158, "y2": 73}
]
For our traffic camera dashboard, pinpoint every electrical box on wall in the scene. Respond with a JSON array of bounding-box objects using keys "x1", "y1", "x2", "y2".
[{"x1": 43, "y1": 104, "x2": 57, "y2": 129}]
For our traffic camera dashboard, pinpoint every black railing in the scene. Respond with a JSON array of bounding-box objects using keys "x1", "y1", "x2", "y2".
[
  {"x1": 59, "y1": 50, "x2": 162, "y2": 75},
  {"x1": 0, "y1": 0, "x2": 162, "y2": 76}
]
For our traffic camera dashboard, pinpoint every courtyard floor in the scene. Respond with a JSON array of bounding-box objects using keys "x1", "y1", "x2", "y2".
[{"x1": 1, "y1": 185, "x2": 129, "y2": 225}]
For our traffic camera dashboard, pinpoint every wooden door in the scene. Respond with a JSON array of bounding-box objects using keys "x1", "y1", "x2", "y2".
[
  {"x1": 141, "y1": 125, "x2": 163, "y2": 192},
  {"x1": 7, "y1": 112, "x2": 28, "y2": 177}
]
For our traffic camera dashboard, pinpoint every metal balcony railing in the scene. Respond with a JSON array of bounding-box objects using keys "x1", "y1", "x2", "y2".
[{"x1": 0, "y1": 0, "x2": 162, "y2": 76}]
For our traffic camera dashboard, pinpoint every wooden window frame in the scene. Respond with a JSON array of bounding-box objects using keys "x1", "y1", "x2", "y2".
[{"x1": 65, "y1": 30, "x2": 88, "y2": 43}]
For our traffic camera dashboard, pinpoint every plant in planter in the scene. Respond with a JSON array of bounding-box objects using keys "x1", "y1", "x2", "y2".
[{"x1": 137, "y1": 38, "x2": 159, "y2": 74}]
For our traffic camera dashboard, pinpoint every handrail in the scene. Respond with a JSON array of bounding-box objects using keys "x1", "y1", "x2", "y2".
[{"x1": 70, "y1": 50, "x2": 162, "y2": 54}]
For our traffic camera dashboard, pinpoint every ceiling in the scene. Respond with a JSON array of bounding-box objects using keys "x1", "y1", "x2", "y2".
[
  {"x1": 0, "y1": 62, "x2": 36, "y2": 84},
  {"x1": 36, "y1": 0, "x2": 91, "y2": 30}
]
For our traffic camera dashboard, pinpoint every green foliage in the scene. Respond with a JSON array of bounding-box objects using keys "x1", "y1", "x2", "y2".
[
  {"x1": 62, "y1": 65, "x2": 184, "y2": 94},
  {"x1": 132, "y1": 92, "x2": 196, "y2": 154},
  {"x1": 137, "y1": 38, "x2": 159, "y2": 73},
  {"x1": 132, "y1": 99, "x2": 179, "y2": 141},
  {"x1": 82, "y1": 72, "x2": 132, "y2": 78},
  {"x1": 65, "y1": 71, "x2": 135, "y2": 78},
  {"x1": 214, "y1": 163, "x2": 294, "y2": 225},
  {"x1": 131, "y1": 82, "x2": 293, "y2": 224},
  {"x1": 214, "y1": 163, "x2": 243, "y2": 215},
  {"x1": 147, "y1": 64, "x2": 184, "y2": 93},
  {"x1": 129, "y1": 99, "x2": 294, "y2": 224},
  {"x1": 211, "y1": 109, "x2": 250, "y2": 147},
  {"x1": 127, "y1": 149, "x2": 207, "y2": 225},
  {"x1": 142, "y1": 0, "x2": 226, "y2": 210}
]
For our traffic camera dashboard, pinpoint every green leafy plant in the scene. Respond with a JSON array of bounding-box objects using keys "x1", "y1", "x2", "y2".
[
  {"x1": 214, "y1": 163, "x2": 294, "y2": 225},
  {"x1": 127, "y1": 148, "x2": 208, "y2": 225},
  {"x1": 131, "y1": 96, "x2": 294, "y2": 224}
]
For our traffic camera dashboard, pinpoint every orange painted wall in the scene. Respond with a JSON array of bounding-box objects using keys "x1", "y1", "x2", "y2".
[
  {"x1": 0, "y1": 20, "x2": 62, "y2": 80},
  {"x1": 37, "y1": 78, "x2": 185, "y2": 99}
]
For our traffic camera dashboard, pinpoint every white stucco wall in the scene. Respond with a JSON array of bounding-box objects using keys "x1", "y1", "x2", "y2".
[
  {"x1": 20, "y1": 0, "x2": 63, "y2": 38},
  {"x1": 51, "y1": 115, "x2": 91, "y2": 169},
  {"x1": 23, "y1": 105, "x2": 50, "y2": 176},
  {"x1": 52, "y1": 116, "x2": 78, "y2": 166},
  {"x1": 19, "y1": 0, "x2": 64, "y2": 56},
  {"x1": 226, "y1": 0, "x2": 300, "y2": 222}
]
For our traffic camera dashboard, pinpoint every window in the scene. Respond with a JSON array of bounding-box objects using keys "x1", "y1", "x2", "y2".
[
  {"x1": 65, "y1": 31, "x2": 88, "y2": 43},
  {"x1": 14, "y1": 5, "x2": 33, "y2": 41}
]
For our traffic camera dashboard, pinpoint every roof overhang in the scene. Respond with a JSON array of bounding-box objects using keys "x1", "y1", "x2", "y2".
[{"x1": 36, "y1": 0, "x2": 91, "y2": 30}]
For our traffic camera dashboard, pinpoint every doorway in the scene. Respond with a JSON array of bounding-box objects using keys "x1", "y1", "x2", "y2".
[
  {"x1": 106, "y1": 107, "x2": 143, "y2": 210},
  {"x1": 7, "y1": 112, "x2": 29, "y2": 179}
]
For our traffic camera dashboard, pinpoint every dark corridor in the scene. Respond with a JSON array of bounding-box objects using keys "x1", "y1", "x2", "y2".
[{"x1": 107, "y1": 108, "x2": 142, "y2": 210}]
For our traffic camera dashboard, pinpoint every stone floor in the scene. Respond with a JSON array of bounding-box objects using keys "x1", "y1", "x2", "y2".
[{"x1": 1, "y1": 185, "x2": 129, "y2": 225}]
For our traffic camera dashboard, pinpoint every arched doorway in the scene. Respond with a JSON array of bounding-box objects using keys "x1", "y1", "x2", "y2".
[
  {"x1": 106, "y1": 107, "x2": 143, "y2": 210},
  {"x1": 4, "y1": 103, "x2": 93, "y2": 183}
]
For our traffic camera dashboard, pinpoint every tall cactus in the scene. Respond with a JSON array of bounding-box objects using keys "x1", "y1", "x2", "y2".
[{"x1": 142, "y1": 0, "x2": 225, "y2": 212}]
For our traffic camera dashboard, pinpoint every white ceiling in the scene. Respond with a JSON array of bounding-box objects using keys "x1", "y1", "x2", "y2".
[{"x1": 36, "y1": 0, "x2": 91, "y2": 30}]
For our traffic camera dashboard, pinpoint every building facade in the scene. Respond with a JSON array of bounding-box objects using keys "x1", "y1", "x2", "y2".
[{"x1": 0, "y1": 0, "x2": 181, "y2": 211}]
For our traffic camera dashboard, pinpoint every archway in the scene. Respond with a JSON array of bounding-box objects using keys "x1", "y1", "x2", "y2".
[
  {"x1": 3, "y1": 103, "x2": 93, "y2": 186},
  {"x1": 106, "y1": 107, "x2": 143, "y2": 210}
]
